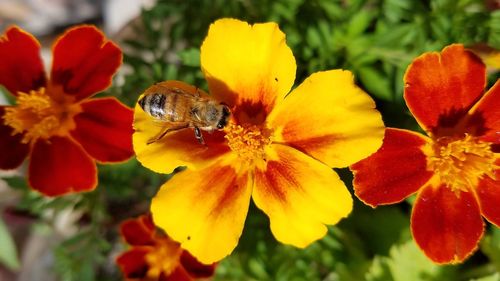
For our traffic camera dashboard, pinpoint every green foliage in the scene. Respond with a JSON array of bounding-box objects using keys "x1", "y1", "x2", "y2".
[{"x1": 0, "y1": 216, "x2": 20, "y2": 271}]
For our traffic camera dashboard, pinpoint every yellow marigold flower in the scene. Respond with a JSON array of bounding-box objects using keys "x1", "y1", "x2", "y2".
[{"x1": 133, "y1": 18, "x2": 385, "y2": 264}]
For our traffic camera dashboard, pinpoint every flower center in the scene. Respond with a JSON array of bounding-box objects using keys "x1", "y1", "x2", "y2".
[
  {"x1": 145, "y1": 237, "x2": 182, "y2": 278},
  {"x1": 224, "y1": 123, "x2": 272, "y2": 163},
  {"x1": 2, "y1": 88, "x2": 81, "y2": 143},
  {"x1": 426, "y1": 134, "x2": 497, "y2": 193}
]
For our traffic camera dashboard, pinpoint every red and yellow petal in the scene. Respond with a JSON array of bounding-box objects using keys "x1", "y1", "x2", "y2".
[
  {"x1": 350, "y1": 128, "x2": 434, "y2": 207},
  {"x1": 476, "y1": 159, "x2": 500, "y2": 227},
  {"x1": 180, "y1": 251, "x2": 216, "y2": 279},
  {"x1": 267, "y1": 70, "x2": 384, "y2": 168},
  {"x1": 411, "y1": 183, "x2": 484, "y2": 264},
  {"x1": 71, "y1": 97, "x2": 133, "y2": 163},
  {"x1": 0, "y1": 107, "x2": 29, "y2": 169},
  {"x1": 116, "y1": 247, "x2": 150, "y2": 279},
  {"x1": 0, "y1": 26, "x2": 46, "y2": 95},
  {"x1": 28, "y1": 136, "x2": 97, "y2": 196},
  {"x1": 133, "y1": 81, "x2": 229, "y2": 173},
  {"x1": 161, "y1": 267, "x2": 193, "y2": 281},
  {"x1": 252, "y1": 144, "x2": 352, "y2": 248},
  {"x1": 404, "y1": 44, "x2": 486, "y2": 135},
  {"x1": 50, "y1": 25, "x2": 121, "y2": 101},
  {"x1": 200, "y1": 18, "x2": 296, "y2": 118},
  {"x1": 150, "y1": 157, "x2": 252, "y2": 264},
  {"x1": 120, "y1": 215, "x2": 156, "y2": 246},
  {"x1": 467, "y1": 80, "x2": 500, "y2": 144}
]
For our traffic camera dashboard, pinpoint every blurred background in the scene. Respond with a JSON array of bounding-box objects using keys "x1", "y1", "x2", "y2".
[{"x1": 0, "y1": 0, "x2": 499, "y2": 280}]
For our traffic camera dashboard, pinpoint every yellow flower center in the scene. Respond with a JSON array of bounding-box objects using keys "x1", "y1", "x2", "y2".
[
  {"x1": 224, "y1": 123, "x2": 272, "y2": 164},
  {"x1": 145, "y1": 237, "x2": 182, "y2": 278},
  {"x1": 426, "y1": 134, "x2": 497, "y2": 193},
  {"x1": 2, "y1": 88, "x2": 81, "y2": 143}
]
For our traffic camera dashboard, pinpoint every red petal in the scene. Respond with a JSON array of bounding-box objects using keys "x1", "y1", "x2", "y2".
[
  {"x1": 476, "y1": 161, "x2": 500, "y2": 227},
  {"x1": 411, "y1": 184, "x2": 484, "y2": 264},
  {"x1": 467, "y1": 80, "x2": 500, "y2": 144},
  {"x1": 120, "y1": 214, "x2": 156, "y2": 246},
  {"x1": 404, "y1": 44, "x2": 486, "y2": 134},
  {"x1": 116, "y1": 247, "x2": 150, "y2": 279},
  {"x1": 0, "y1": 107, "x2": 29, "y2": 169},
  {"x1": 71, "y1": 97, "x2": 133, "y2": 163},
  {"x1": 51, "y1": 25, "x2": 121, "y2": 101},
  {"x1": 350, "y1": 128, "x2": 434, "y2": 207},
  {"x1": 0, "y1": 26, "x2": 46, "y2": 95},
  {"x1": 29, "y1": 136, "x2": 97, "y2": 196},
  {"x1": 180, "y1": 251, "x2": 216, "y2": 278}
]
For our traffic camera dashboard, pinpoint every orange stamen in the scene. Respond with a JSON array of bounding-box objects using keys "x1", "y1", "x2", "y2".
[{"x1": 224, "y1": 123, "x2": 272, "y2": 164}]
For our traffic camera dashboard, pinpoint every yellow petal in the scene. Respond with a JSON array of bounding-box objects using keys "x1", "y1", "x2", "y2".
[
  {"x1": 132, "y1": 81, "x2": 230, "y2": 173},
  {"x1": 252, "y1": 144, "x2": 353, "y2": 247},
  {"x1": 200, "y1": 18, "x2": 296, "y2": 117},
  {"x1": 150, "y1": 156, "x2": 252, "y2": 264},
  {"x1": 267, "y1": 70, "x2": 384, "y2": 168}
]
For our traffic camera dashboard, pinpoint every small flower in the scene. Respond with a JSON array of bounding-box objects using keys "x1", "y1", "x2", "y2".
[
  {"x1": 0, "y1": 25, "x2": 134, "y2": 196},
  {"x1": 116, "y1": 214, "x2": 216, "y2": 281},
  {"x1": 133, "y1": 19, "x2": 384, "y2": 263},
  {"x1": 350, "y1": 44, "x2": 500, "y2": 264}
]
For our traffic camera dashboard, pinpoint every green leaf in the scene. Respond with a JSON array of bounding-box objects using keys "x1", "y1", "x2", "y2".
[
  {"x1": 366, "y1": 240, "x2": 458, "y2": 281},
  {"x1": 178, "y1": 48, "x2": 201, "y2": 67},
  {"x1": 347, "y1": 10, "x2": 374, "y2": 37},
  {"x1": 0, "y1": 217, "x2": 20, "y2": 270},
  {"x1": 357, "y1": 67, "x2": 393, "y2": 101},
  {"x1": 471, "y1": 273, "x2": 500, "y2": 281}
]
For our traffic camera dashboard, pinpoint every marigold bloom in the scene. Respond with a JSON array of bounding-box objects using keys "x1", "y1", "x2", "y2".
[
  {"x1": 116, "y1": 215, "x2": 216, "y2": 281},
  {"x1": 0, "y1": 25, "x2": 133, "y2": 196},
  {"x1": 350, "y1": 44, "x2": 500, "y2": 264},
  {"x1": 133, "y1": 19, "x2": 384, "y2": 263}
]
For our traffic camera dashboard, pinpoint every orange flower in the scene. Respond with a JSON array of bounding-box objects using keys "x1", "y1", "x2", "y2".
[
  {"x1": 116, "y1": 215, "x2": 216, "y2": 281},
  {"x1": 133, "y1": 19, "x2": 384, "y2": 263},
  {"x1": 0, "y1": 25, "x2": 134, "y2": 196},
  {"x1": 350, "y1": 44, "x2": 500, "y2": 264}
]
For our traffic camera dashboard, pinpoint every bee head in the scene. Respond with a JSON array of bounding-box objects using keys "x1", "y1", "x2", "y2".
[{"x1": 216, "y1": 104, "x2": 231, "y2": 129}]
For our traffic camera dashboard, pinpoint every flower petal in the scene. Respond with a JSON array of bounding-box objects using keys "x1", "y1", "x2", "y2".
[
  {"x1": 467, "y1": 80, "x2": 500, "y2": 144},
  {"x1": 476, "y1": 159, "x2": 500, "y2": 227},
  {"x1": 252, "y1": 144, "x2": 352, "y2": 248},
  {"x1": 201, "y1": 18, "x2": 296, "y2": 118},
  {"x1": 404, "y1": 44, "x2": 486, "y2": 135},
  {"x1": 133, "y1": 81, "x2": 230, "y2": 173},
  {"x1": 0, "y1": 107, "x2": 29, "y2": 169},
  {"x1": 411, "y1": 183, "x2": 484, "y2": 264},
  {"x1": 180, "y1": 251, "x2": 216, "y2": 279},
  {"x1": 120, "y1": 215, "x2": 156, "y2": 246},
  {"x1": 71, "y1": 97, "x2": 133, "y2": 163},
  {"x1": 350, "y1": 128, "x2": 434, "y2": 207},
  {"x1": 116, "y1": 247, "x2": 150, "y2": 279},
  {"x1": 267, "y1": 70, "x2": 384, "y2": 167},
  {"x1": 150, "y1": 158, "x2": 252, "y2": 264},
  {"x1": 0, "y1": 26, "x2": 46, "y2": 95},
  {"x1": 51, "y1": 25, "x2": 121, "y2": 101},
  {"x1": 29, "y1": 136, "x2": 97, "y2": 196},
  {"x1": 161, "y1": 267, "x2": 192, "y2": 281}
]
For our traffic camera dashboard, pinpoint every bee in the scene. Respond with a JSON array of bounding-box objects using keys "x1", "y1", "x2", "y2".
[{"x1": 138, "y1": 83, "x2": 231, "y2": 145}]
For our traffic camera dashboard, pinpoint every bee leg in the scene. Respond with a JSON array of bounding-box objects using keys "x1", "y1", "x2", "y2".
[
  {"x1": 147, "y1": 123, "x2": 189, "y2": 145},
  {"x1": 194, "y1": 127, "x2": 205, "y2": 145}
]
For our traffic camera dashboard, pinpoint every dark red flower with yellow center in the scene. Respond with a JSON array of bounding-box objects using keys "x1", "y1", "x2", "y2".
[
  {"x1": 116, "y1": 215, "x2": 216, "y2": 281},
  {"x1": 350, "y1": 44, "x2": 500, "y2": 264},
  {"x1": 0, "y1": 25, "x2": 134, "y2": 196}
]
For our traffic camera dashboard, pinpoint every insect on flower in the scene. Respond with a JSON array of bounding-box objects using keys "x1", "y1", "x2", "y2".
[{"x1": 138, "y1": 83, "x2": 230, "y2": 145}]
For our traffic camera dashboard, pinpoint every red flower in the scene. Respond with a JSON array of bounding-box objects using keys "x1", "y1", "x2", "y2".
[
  {"x1": 116, "y1": 215, "x2": 216, "y2": 281},
  {"x1": 0, "y1": 25, "x2": 134, "y2": 196},
  {"x1": 350, "y1": 44, "x2": 500, "y2": 264}
]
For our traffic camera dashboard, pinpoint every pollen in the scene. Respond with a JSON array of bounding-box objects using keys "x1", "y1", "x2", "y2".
[
  {"x1": 2, "y1": 88, "x2": 81, "y2": 143},
  {"x1": 224, "y1": 123, "x2": 272, "y2": 163},
  {"x1": 144, "y1": 238, "x2": 182, "y2": 278},
  {"x1": 426, "y1": 134, "x2": 497, "y2": 193}
]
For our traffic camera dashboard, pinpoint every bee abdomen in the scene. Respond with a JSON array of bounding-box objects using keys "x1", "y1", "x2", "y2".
[{"x1": 139, "y1": 93, "x2": 167, "y2": 119}]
